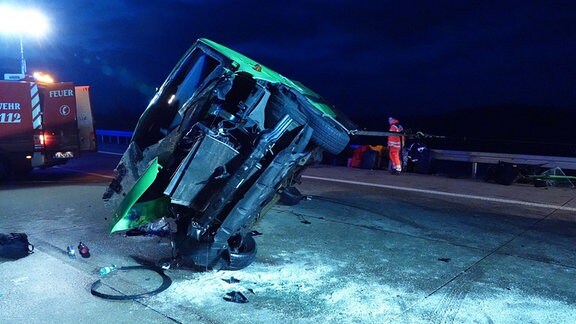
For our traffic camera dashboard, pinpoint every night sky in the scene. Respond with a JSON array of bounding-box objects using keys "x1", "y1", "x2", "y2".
[{"x1": 1, "y1": 1, "x2": 575, "y2": 140}]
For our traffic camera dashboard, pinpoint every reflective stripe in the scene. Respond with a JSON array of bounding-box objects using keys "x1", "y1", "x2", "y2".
[
  {"x1": 388, "y1": 123, "x2": 403, "y2": 147},
  {"x1": 30, "y1": 82, "x2": 42, "y2": 129}
]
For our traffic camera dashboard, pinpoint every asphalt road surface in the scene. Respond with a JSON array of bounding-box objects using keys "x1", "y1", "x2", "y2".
[{"x1": 1, "y1": 152, "x2": 575, "y2": 323}]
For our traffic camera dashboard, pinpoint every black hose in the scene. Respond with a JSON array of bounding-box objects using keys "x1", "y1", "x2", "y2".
[{"x1": 90, "y1": 265, "x2": 172, "y2": 300}]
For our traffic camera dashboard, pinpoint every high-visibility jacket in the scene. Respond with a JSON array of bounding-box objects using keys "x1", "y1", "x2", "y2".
[{"x1": 388, "y1": 123, "x2": 404, "y2": 148}]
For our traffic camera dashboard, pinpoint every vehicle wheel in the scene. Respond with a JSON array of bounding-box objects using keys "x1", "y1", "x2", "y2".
[
  {"x1": 0, "y1": 156, "x2": 11, "y2": 180},
  {"x1": 13, "y1": 166, "x2": 32, "y2": 178},
  {"x1": 220, "y1": 234, "x2": 257, "y2": 271},
  {"x1": 266, "y1": 90, "x2": 307, "y2": 128},
  {"x1": 307, "y1": 112, "x2": 350, "y2": 155}
]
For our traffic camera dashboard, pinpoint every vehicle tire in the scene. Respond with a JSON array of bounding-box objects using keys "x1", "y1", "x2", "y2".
[
  {"x1": 221, "y1": 234, "x2": 257, "y2": 271},
  {"x1": 266, "y1": 90, "x2": 349, "y2": 155},
  {"x1": 0, "y1": 156, "x2": 11, "y2": 180},
  {"x1": 266, "y1": 90, "x2": 307, "y2": 128},
  {"x1": 306, "y1": 112, "x2": 350, "y2": 155},
  {"x1": 13, "y1": 166, "x2": 32, "y2": 178}
]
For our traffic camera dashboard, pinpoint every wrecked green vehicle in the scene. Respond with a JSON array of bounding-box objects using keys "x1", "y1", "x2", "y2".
[{"x1": 103, "y1": 38, "x2": 355, "y2": 270}]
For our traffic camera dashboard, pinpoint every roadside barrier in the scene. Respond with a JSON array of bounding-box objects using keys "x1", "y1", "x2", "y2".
[
  {"x1": 430, "y1": 149, "x2": 576, "y2": 178},
  {"x1": 95, "y1": 129, "x2": 576, "y2": 177},
  {"x1": 95, "y1": 129, "x2": 133, "y2": 145}
]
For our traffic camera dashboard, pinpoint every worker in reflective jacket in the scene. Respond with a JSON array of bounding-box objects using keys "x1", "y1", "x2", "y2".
[{"x1": 387, "y1": 117, "x2": 405, "y2": 174}]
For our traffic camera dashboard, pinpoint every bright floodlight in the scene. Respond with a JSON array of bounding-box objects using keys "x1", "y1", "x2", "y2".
[
  {"x1": 0, "y1": 6, "x2": 49, "y2": 37},
  {"x1": 0, "y1": 6, "x2": 49, "y2": 74}
]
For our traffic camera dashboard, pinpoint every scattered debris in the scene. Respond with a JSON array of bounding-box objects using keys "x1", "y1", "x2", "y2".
[
  {"x1": 158, "y1": 257, "x2": 180, "y2": 270},
  {"x1": 249, "y1": 230, "x2": 263, "y2": 236},
  {"x1": 532, "y1": 167, "x2": 576, "y2": 188},
  {"x1": 78, "y1": 242, "x2": 90, "y2": 258},
  {"x1": 224, "y1": 291, "x2": 249, "y2": 303},
  {"x1": 99, "y1": 264, "x2": 119, "y2": 277},
  {"x1": 66, "y1": 245, "x2": 76, "y2": 258},
  {"x1": 222, "y1": 276, "x2": 240, "y2": 284},
  {"x1": 295, "y1": 213, "x2": 312, "y2": 224},
  {"x1": 437, "y1": 258, "x2": 451, "y2": 262}
]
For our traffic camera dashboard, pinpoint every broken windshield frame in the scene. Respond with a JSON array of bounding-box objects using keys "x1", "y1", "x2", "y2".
[{"x1": 132, "y1": 49, "x2": 220, "y2": 147}]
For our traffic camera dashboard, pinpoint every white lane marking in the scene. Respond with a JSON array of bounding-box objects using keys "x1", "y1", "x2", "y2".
[
  {"x1": 78, "y1": 171, "x2": 115, "y2": 179},
  {"x1": 303, "y1": 175, "x2": 576, "y2": 212},
  {"x1": 55, "y1": 166, "x2": 115, "y2": 179},
  {"x1": 97, "y1": 150, "x2": 124, "y2": 156}
]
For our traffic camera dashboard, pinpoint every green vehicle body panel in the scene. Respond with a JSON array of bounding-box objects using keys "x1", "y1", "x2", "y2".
[
  {"x1": 199, "y1": 38, "x2": 337, "y2": 118},
  {"x1": 110, "y1": 158, "x2": 165, "y2": 233}
]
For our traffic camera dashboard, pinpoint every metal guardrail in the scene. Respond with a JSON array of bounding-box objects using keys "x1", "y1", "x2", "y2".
[
  {"x1": 95, "y1": 129, "x2": 133, "y2": 145},
  {"x1": 431, "y1": 149, "x2": 576, "y2": 177},
  {"x1": 94, "y1": 129, "x2": 576, "y2": 176}
]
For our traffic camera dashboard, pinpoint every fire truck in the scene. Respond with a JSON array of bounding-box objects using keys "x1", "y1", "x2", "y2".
[{"x1": 0, "y1": 73, "x2": 96, "y2": 179}]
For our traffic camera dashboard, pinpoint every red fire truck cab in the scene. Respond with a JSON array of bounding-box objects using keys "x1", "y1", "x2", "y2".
[{"x1": 0, "y1": 75, "x2": 96, "y2": 179}]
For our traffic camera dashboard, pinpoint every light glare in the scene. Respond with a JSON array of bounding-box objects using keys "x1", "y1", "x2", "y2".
[
  {"x1": 0, "y1": 6, "x2": 49, "y2": 37},
  {"x1": 33, "y1": 71, "x2": 55, "y2": 83}
]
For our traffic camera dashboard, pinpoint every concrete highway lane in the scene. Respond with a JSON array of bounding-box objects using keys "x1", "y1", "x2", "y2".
[{"x1": 1, "y1": 152, "x2": 575, "y2": 323}]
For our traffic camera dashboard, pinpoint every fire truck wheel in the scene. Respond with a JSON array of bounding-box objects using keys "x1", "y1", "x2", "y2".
[
  {"x1": 0, "y1": 156, "x2": 10, "y2": 180},
  {"x1": 13, "y1": 166, "x2": 32, "y2": 178}
]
